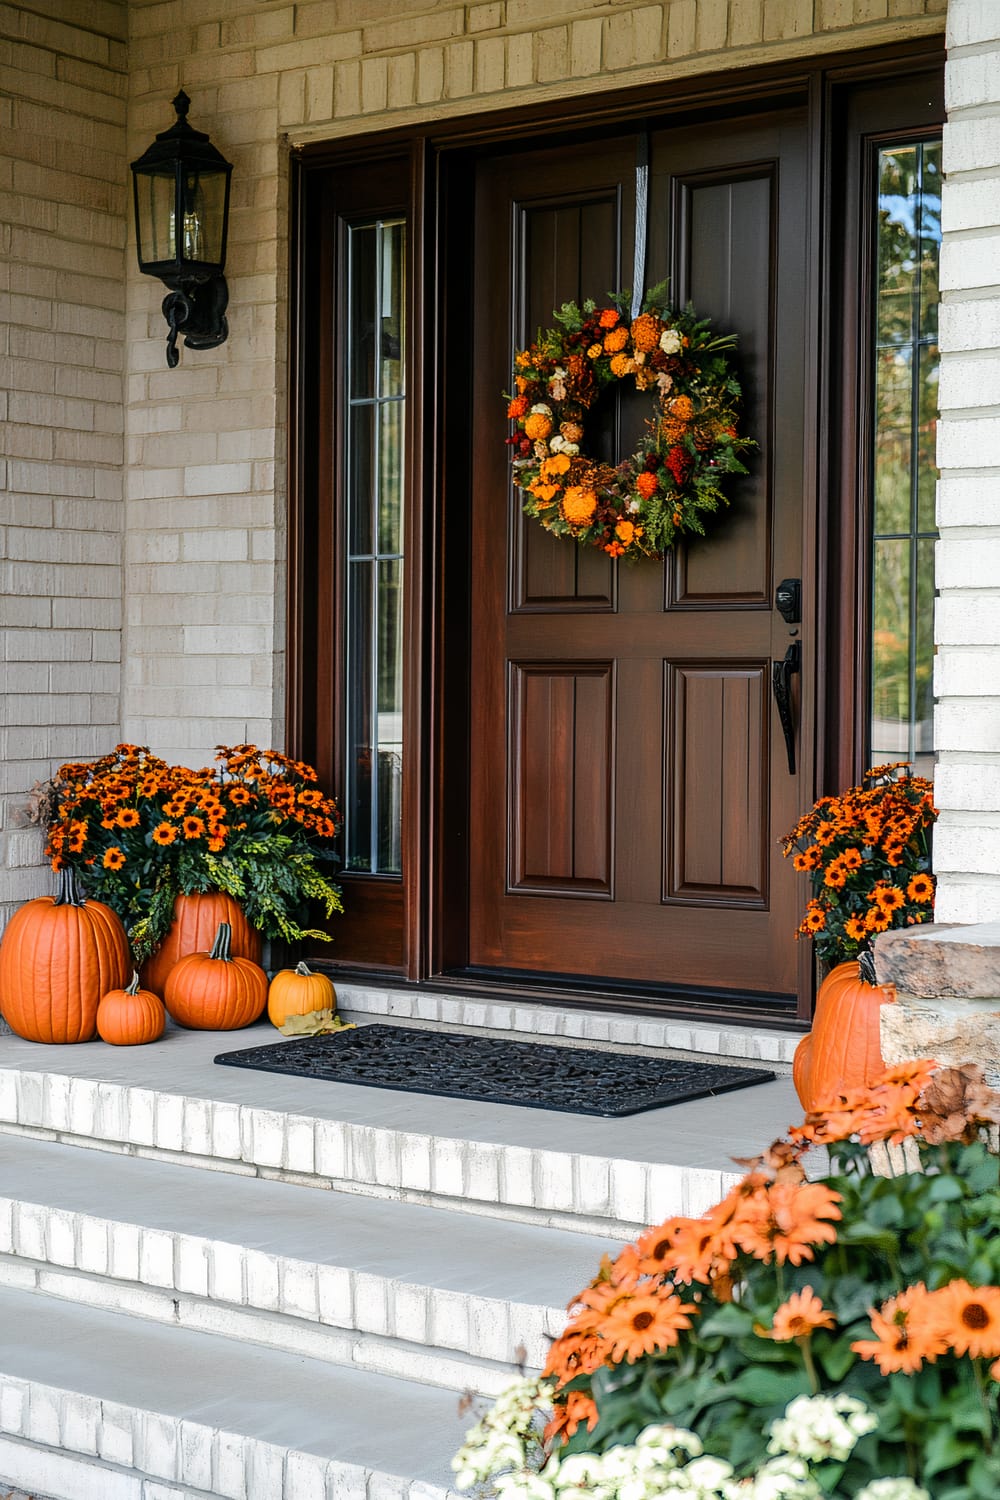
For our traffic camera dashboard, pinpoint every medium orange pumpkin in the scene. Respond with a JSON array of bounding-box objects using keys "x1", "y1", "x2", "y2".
[
  {"x1": 793, "y1": 952, "x2": 896, "y2": 1113},
  {"x1": 164, "y1": 921, "x2": 268, "y2": 1030},
  {"x1": 0, "y1": 867, "x2": 131, "y2": 1043},
  {"x1": 267, "y1": 961, "x2": 337, "y2": 1029},
  {"x1": 141, "y1": 891, "x2": 261, "y2": 997},
  {"x1": 97, "y1": 971, "x2": 165, "y2": 1046}
]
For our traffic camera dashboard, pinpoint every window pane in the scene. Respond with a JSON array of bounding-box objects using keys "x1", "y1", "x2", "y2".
[
  {"x1": 869, "y1": 139, "x2": 940, "y2": 775},
  {"x1": 345, "y1": 560, "x2": 373, "y2": 872},
  {"x1": 343, "y1": 217, "x2": 406, "y2": 876}
]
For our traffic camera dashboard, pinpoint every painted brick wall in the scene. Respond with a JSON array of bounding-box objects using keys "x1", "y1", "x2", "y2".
[
  {"x1": 123, "y1": 0, "x2": 945, "y2": 772},
  {"x1": 934, "y1": 0, "x2": 1000, "y2": 922},
  {"x1": 0, "y1": 0, "x2": 127, "y2": 924}
]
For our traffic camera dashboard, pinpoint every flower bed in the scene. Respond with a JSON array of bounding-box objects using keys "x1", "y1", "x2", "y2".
[{"x1": 456, "y1": 1062, "x2": 1000, "y2": 1498}]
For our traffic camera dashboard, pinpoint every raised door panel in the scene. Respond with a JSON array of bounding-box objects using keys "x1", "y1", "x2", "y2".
[
  {"x1": 509, "y1": 662, "x2": 614, "y2": 896},
  {"x1": 665, "y1": 661, "x2": 769, "y2": 904}
]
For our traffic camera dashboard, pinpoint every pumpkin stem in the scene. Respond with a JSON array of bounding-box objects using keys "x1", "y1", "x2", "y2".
[
  {"x1": 294, "y1": 961, "x2": 314, "y2": 977},
  {"x1": 54, "y1": 865, "x2": 87, "y2": 908},
  {"x1": 126, "y1": 971, "x2": 141, "y2": 995},
  {"x1": 857, "y1": 947, "x2": 878, "y2": 987},
  {"x1": 209, "y1": 922, "x2": 233, "y2": 962}
]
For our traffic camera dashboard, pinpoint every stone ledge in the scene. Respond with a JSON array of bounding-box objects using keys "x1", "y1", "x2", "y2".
[
  {"x1": 873, "y1": 921, "x2": 1000, "y2": 998},
  {"x1": 880, "y1": 991, "x2": 1000, "y2": 1087}
]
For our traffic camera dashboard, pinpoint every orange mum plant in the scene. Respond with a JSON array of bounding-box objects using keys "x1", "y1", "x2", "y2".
[
  {"x1": 781, "y1": 762, "x2": 937, "y2": 967},
  {"x1": 456, "y1": 1062, "x2": 1000, "y2": 1498},
  {"x1": 38, "y1": 744, "x2": 343, "y2": 961}
]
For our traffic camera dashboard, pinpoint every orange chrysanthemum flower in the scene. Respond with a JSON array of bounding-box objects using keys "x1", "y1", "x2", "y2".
[
  {"x1": 907, "y1": 873, "x2": 934, "y2": 902},
  {"x1": 766, "y1": 1286, "x2": 836, "y2": 1341},
  {"x1": 544, "y1": 1391, "x2": 599, "y2": 1446},
  {"x1": 151, "y1": 823, "x2": 178, "y2": 846},
  {"x1": 507, "y1": 396, "x2": 529, "y2": 419},
  {"x1": 852, "y1": 1284, "x2": 947, "y2": 1374},
  {"x1": 603, "y1": 326, "x2": 629, "y2": 353},
  {"x1": 734, "y1": 1180, "x2": 842, "y2": 1266},
  {"x1": 102, "y1": 847, "x2": 127, "y2": 871},
  {"x1": 541, "y1": 453, "x2": 571, "y2": 480},
  {"x1": 609, "y1": 351, "x2": 634, "y2": 378},
  {"x1": 630, "y1": 313, "x2": 661, "y2": 352},
  {"x1": 598, "y1": 308, "x2": 620, "y2": 329},
  {"x1": 635, "y1": 470, "x2": 659, "y2": 500},
  {"x1": 668, "y1": 395, "x2": 694, "y2": 422},
  {"x1": 929, "y1": 1280, "x2": 1000, "y2": 1360},
  {"x1": 598, "y1": 1289, "x2": 695, "y2": 1363},
  {"x1": 615, "y1": 520, "x2": 639, "y2": 546},
  {"x1": 542, "y1": 1327, "x2": 606, "y2": 1386},
  {"x1": 561, "y1": 487, "x2": 598, "y2": 526}
]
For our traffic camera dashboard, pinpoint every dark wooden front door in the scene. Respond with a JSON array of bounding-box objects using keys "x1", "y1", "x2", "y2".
[{"x1": 468, "y1": 109, "x2": 813, "y2": 1004}]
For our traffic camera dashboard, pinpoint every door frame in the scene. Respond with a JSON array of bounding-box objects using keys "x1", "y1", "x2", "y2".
[{"x1": 286, "y1": 38, "x2": 945, "y2": 1024}]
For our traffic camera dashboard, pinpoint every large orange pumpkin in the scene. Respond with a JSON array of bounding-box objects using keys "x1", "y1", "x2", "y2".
[
  {"x1": 0, "y1": 867, "x2": 131, "y2": 1043},
  {"x1": 267, "y1": 961, "x2": 337, "y2": 1029},
  {"x1": 793, "y1": 953, "x2": 896, "y2": 1113},
  {"x1": 141, "y1": 891, "x2": 260, "y2": 997},
  {"x1": 164, "y1": 921, "x2": 268, "y2": 1030},
  {"x1": 97, "y1": 971, "x2": 165, "y2": 1046}
]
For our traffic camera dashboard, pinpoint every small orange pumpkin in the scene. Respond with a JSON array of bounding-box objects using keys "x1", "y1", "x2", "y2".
[
  {"x1": 267, "y1": 961, "x2": 337, "y2": 1029},
  {"x1": 141, "y1": 891, "x2": 261, "y2": 998},
  {"x1": 97, "y1": 971, "x2": 165, "y2": 1046},
  {"x1": 164, "y1": 921, "x2": 268, "y2": 1031},
  {"x1": 0, "y1": 867, "x2": 131, "y2": 1044},
  {"x1": 793, "y1": 952, "x2": 896, "y2": 1113}
]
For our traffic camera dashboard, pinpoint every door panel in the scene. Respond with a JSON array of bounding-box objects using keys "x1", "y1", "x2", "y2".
[{"x1": 469, "y1": 113, "x2": 811, "y2": 1002}]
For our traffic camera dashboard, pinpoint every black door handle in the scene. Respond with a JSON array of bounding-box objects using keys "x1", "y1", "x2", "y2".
[{"x1": 772, "y1": 641, "x2": 800, "y2": 774}]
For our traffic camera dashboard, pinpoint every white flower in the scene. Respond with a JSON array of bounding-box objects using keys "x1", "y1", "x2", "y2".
[
  {"x1": 494, "y1": 1472, "x2": 558, "y2": 1500},
  {"x1": 530, "y1": 402, "x2": 552, "y2": 416},
  {"x1": 549, "y1": 434, "x2": 566, "y2": 452},
  {"x1": 747, "y1": 1454, "x2": 821, "y2": 1499},
  {"x1": 767, "y1": 1393, "x2": 876, "y2": 1464},
  {"x1": 559, "y1": 441, "x2": 579, "y2": 456},
  {"x1": 660, "y1": 328, "x2": 683, "y2": 354},
  {"x1": 684, "y1": 1455, "x2": 737, "y2": 1490},
  {"x1": 854, "y1": 1482, "x2": 930, "y2": 1500},
  {"x1": 628, "y1": 498, "x2": 641, "y2": 513}
]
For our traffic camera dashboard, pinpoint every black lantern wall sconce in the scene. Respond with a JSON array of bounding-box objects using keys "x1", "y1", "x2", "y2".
[{"x1": 130, "y1": 91, "x2": 233, "y2": 368}]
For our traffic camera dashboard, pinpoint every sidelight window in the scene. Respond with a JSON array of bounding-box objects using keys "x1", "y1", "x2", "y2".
[
  {"x1": 343, "y1": 217, "x2": 406, "y2": 874},
  {"x1": 869, "y1": 139, "x2": 940, "y2": 780}
]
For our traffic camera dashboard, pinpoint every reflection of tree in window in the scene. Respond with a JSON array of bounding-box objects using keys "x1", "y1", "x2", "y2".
[
  {"x1": 344, "y1": 218, "x2": 405, "y2": 874},
  {"x1": 870, "y1": 141, "x2": 939, "y2": 782}
]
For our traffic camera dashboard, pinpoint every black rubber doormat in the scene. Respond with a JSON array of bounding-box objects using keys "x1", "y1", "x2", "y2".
[{"x1": 214, "y1": 1023, "x2": 775, "y2": 1117}]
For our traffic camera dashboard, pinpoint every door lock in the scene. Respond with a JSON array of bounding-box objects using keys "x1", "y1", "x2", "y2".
[{"x1": 775, "y1": 578, "x2": 801, "y2": 626}]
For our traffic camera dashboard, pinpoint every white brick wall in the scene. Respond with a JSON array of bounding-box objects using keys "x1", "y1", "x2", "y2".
[
  {"x1": 0, "y1": 1, "x2": 127, "y2": 928},
  {"x1": 935, "y1": 0, "x2": 1000, "y2": 922}
]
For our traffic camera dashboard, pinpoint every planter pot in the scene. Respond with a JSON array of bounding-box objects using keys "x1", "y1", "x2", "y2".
[
  {"x1": 793, "y1": 954, "x2": 896, "y2": 1113},
  {"x1": 140, "y1": 891, "x2": 261, "y2": 998}
]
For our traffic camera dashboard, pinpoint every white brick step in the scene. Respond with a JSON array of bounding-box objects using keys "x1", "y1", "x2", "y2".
[
  {"x1": 0, "y1": 1280, "x2": 466, "y2": 1500},
  {"x1": 0, "y1": 1025, "x2": 799, "y2": 1235},
  {"x1": 0, "y1": 1134, "x2": 611, "y2": 1392},
  {"x1": 336, "y1": 983, "x2": 800, "y2": 1067}
]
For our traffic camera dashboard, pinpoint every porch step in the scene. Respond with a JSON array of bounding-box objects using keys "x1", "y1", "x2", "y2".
[
  {"x1": 0, "y1": 1021, "x2": 801, "y2": 1497},
  {"x1": 0, "y1": 1133, "x2": 613, "y2": 1392},
  {"x1": 335, "y1": 982, "x2": 801, "y2": 1067},
  {"x1": 0, "y1": 1022, "x2": 800, "y2": 1237},
  {"x1": 0, "y1": 1280, "x2": 466, "y2": 1499}
]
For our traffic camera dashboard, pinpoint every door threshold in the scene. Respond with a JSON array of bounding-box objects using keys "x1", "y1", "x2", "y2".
[{"x1": 317, "y1": 961, "x2": 806, "y2": 1034}]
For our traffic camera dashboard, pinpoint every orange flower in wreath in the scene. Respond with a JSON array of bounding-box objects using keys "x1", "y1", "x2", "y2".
[
  {"x1": 635, "y1": 470, "x2": 659, "y2": 500},
  {"x1": 562, "y1": 487, "x2": 598, "y2": 526}
]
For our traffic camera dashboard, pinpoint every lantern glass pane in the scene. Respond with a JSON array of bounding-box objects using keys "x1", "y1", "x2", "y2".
[
  {"x1": 181, "y1": 167, "x2": 227, "y2": 265},
  {"x1": 136, "y1": 168, "x2": 177, "y2": 266}
]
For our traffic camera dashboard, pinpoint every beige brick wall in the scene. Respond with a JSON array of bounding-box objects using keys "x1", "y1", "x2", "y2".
[
  {"x1": 124, "y1": 0, "x2": 946, "y2": 773},
  {"x1": 0, "y1": 0, "x2": 128, "y2": 923}
]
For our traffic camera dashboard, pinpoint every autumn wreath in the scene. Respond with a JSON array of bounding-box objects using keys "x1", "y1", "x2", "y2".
[{"x1": 505, "y1": 283, "x2": 754, "y2": 559}]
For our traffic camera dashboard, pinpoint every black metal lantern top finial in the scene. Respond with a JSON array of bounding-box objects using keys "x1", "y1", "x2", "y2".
[{"x1": 130, "y1": 90, "x2": 234, "y2": 367}]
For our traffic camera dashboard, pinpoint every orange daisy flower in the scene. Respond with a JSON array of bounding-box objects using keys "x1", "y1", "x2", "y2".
[
  {"x1": 544, "y1": 1391, "x2": 598, "y2": 1446},
  {"x1": 151, "y1": 822, "x2": 178, "y2": 846},
  {"x1": 598, "y1": 1289, "x2": 694, "y2": 1363},
  {"x1": 844, "y1": 915, "x2": 868, "y2": 943},
  {"x1": 542, "y1": 1327, "x2": 606, "y2": 1386},
  {"x1": 929, "y1": 1280, "x2": 1000, "y2": 1360},
  {"x1": 734, "y1": 1180, "x2": 842, "y2": 1266},
  {"x1": 907, "y1": 873, "x2": 934, "y2": 903},
  {"x1": 182, "y1": 816, "x2": 206, "y2": 840},
  {"x1": 852, "y1": 1284, "x2": 947, "y2": 1374},
  {"x1": 102, "y1": 847, "x2": 127, "y2": 871},
  {"x1": 227, "y1": 786, "x2": 252, "y2": 806},
  {"x1": 765, "y1": 1286, "x2": 836, "y2": 1341}
]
